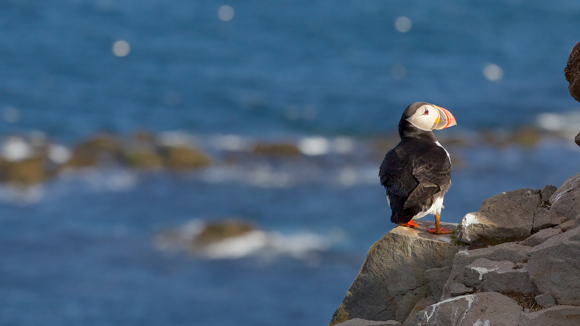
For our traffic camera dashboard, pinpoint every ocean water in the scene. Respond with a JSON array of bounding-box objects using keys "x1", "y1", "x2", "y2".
[{"x1": 0, "y1": 1, "x2": 580, "y2": 325}]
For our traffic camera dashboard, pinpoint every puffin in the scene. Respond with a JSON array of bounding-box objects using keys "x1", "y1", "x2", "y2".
[{"x1": 379, "y1": 102, "x2": 457, "y2": 234}]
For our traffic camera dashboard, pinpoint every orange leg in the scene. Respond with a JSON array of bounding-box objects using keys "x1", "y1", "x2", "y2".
[
  {"x1": 399, "y1": 220, "x2": 419, "y2": 228},
  {"x1": 428, "y1": 214, "x2": 452, "y2": 234}
]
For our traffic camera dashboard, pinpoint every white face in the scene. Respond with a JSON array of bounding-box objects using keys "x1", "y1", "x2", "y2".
[{"x1": 406, "y1": 104, "x2": 439, "y2": 131}]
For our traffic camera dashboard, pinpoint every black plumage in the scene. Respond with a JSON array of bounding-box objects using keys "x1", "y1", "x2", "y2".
[{"x1": 379, "y1": 102, "x2": 452, "y2": 225}]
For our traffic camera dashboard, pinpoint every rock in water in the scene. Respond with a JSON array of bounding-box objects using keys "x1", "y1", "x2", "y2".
[
  {"x1": 329, "y1": 221, "x2": 461, "y2": 325},
  {"x1": 402, "y1": 292, "x2": 522, "y2": 326}
]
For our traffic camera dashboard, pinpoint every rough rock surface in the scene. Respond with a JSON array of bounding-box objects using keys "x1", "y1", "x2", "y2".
[
  {"x1": 519, "y1": 305, "x2": 580, "y2": 326},
  {"x1": 565, "y1": 41, "x2": 580, "y2": 103},
  {"x1": 463, "y1": 258, "x2": 537, "y2": 294},
  {"x1": 331, "y1": 172, "x2": 580, "y2": 325},
  {"x1": 550, "y1": 172, "x2": 580, "y2": 221},
  {"x1": 402, "y1": 292, "x2": 522, "y2": 326},
  {"x1": 335, "y1": 319, "x2": 401, "y2": 326},
  {"x1": 527, "y1": 228, "x2": 580, "y2": 306},
  {"x1": 424, "y1": 266, "x2": 451, "y2": 300},
  {"x1": 441, "y1": 242, "x2": 530, "y2": 300},
  {"x1": 401, "y1": 297, "x2": 437, "y2": 326},
  {"x1": 455, "y1": 189, "x2": 541, "y2": 245},
  {"x1": 329, "y1": 221, "x2": 461, "y2": 325},
  {"x1": 534, "y1": 293, "x2": 556, "y2": 309},
  {"x1": 521, "y1": 228, "x2": 562, "y2": 247},
  {"x1": 558, "y1": 219, "x2": 576, "y2": 232},
  {"x1": 531, "y1": 208, "x2": 561, "y2": 232}
]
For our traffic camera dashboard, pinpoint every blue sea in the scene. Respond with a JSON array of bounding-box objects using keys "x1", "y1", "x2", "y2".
[{"x1": 0, "y1": 0, "x2": 580, "y2": 325}]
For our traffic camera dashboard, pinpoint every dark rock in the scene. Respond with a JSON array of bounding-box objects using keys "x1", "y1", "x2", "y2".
[
  {"x1": 441, "y1": 242, "x2": 530, "y2": 300},
  {"x1": 402, "y1": 292, "x2": 522, "y2": 326},
  {"x1": 539, "y1": 185, "x2": 557, "y2": 207},
  {"x1": 463, "y1": 258, "x2": 537, "y2": 294},
  {"x1": 549, "y1": 172, "x2": 580, "y2": 221},
  {"x1": 251, "y1": 142, "x2": 301, "y2": 157},
  {"x1": 456, "y1": 189, "x2": 541, "y2": 245},
  {"x1": 519, "y1": 305, "x2": 580, "y2": 326},
  {"x1": 329, "y1": 221, "x2": 460, "y2": 325},
  {"x1": 531, "y1": 208, "x2": 561, "y2": 232},
  {"x1": 162, "y1": 145, "x2": 211, "y2": 170},
  {"x1": 424, "y1": 266, "x2": 451, "y2": 300},
  {"x1": 449, "y1": 283, "x2": 473, "y2": 297},
  {"x1": 576, "y1": 133, "x2": 580, "y2": 147},
  {"x1": 527, "y1": 228, "x2": 580, "y2": 305},
  {"x1": 521, "y1": 228, "x2": 562, "y2": 247},
  {"x1": 565, "y1": 41, "x2": 580, "y2": 102},
  {"x1": 534, "y1": 293, "x2": 556, "y2": 309},
  {"x1": 335, "y1": 319, "x2": 401, "y2": 326}
]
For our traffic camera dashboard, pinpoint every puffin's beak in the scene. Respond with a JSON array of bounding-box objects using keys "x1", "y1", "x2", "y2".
[{"x1": 433, "y1": 106, "x2": 457, "y2": 130}]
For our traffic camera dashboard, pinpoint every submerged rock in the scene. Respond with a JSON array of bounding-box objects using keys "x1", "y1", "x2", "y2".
[
  {"x1": 0, "y1": 156, "x2": 46, "y2": 185},
  {"x1": 251, "y1": 142, "x2": 301, "y2": 157},
  {"x1": 66, "y1": 134, "x2": 122, "y2": 168},
  {"x1": 329, "y1": 221, "x2": 461, "y2": 325},
  {"x1": 161, "y1": 145, "x2": 211, "y2": 170}
]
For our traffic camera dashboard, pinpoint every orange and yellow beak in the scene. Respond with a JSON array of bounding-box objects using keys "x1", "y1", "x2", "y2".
[{"x1": 433, "y1": 105, "x2": 457, "y2": 130}]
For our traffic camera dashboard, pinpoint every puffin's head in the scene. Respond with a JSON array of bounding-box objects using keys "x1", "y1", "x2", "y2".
[{"x1": 402, "y1": 102, "x2": 457, "y2": 131}]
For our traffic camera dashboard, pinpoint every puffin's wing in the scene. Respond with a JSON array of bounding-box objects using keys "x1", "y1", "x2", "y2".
[
  {"x1": 379, "y1": 148, "x2": 411, "y2": 197},
  {"x1": 403, "y1": 146, "x2": 451, "y2": 209}
]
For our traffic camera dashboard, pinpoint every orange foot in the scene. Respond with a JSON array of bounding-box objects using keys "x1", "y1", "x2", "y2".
[
  {"x1": 399, "y1": 221, "x2": 419, "y2": 228},
  {"x1": 428, "y1": 227, "x2": 453, "y2": 235}
]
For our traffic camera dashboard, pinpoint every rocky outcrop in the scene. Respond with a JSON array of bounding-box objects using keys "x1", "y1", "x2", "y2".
[
  {"x1": 549, "y1": 172, "x2": 580, "y2": 221},
  {"x1": 527, "y1": 227, "x2": 580, "y2": 306},
  {"x1": 330, "y1": 172, "x2": 580, "y2": 326},
  {"x1": 565, "y1": 41, "x2": 580, "y2": 103},
  {"x1": 519, "y1": 305, "x2": 580, "y2": 326},
  {"x1": 565, "y1": 41, "x2": 580, "y2": 146},
  {"x1": 455, "y1": 187, "x2": 562, "y2": 246},
  {"x1": 329, "y1": 221, "x2": 461, "y2": 325},
  {"x1": 402, "y1": 292, "x2": 523, "y2": 326}
]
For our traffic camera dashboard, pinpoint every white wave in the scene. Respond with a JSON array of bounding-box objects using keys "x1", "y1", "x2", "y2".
[
  {"x1": 157, "y1": 131, "x2": 194, "y2": 147},
  {"x1": 80, "y1": 170, "x2": 138, "y2": 191},
  {"x1": 536, "y1": 111, "x2": 580, "y2": 137},
  {"x1": 1, "y1": 137, "x2": 34, "y2": 161},
  {"x1": 201, "y1": 165, "x2": 292, "y2": 188},
  {"x1": 155, "y1": 221, "x2": 336, "y2": 260},
  {"x1": 298, "y1": 137, "x2": 330, "y2": 155},
  {"x1": 0, "y1": 185, "x2": 44, "y2": 206},
  {"x1": 209, "y1": 134, "x2": 252, "y2": 151}
]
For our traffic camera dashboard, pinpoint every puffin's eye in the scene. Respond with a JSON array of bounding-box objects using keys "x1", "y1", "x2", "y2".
[{"x1": 423, "y1": 108, "x2": 429, "y2": 115}]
